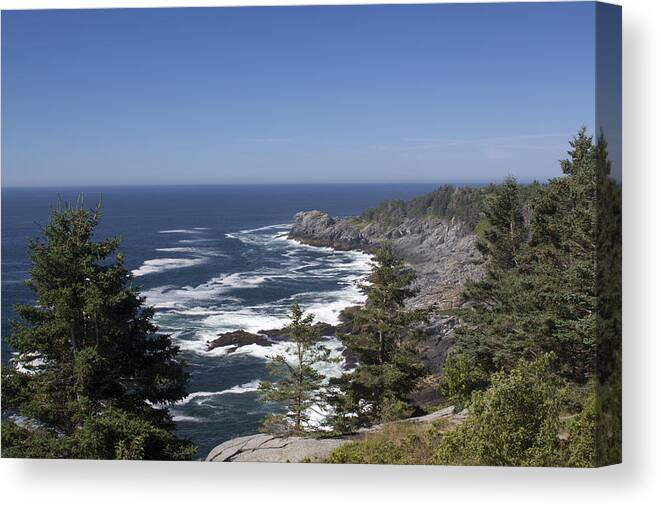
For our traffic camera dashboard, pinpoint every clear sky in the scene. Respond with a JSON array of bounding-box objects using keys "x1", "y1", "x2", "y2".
[{"x1": 1, "y1": 3, "x2": 597, "y2": 187}]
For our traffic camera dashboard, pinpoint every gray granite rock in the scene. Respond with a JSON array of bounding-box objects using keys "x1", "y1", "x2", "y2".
[
  {"x1": 206, "y1": 434, "x2": 347, "y2": 463},
  {"x1": 206, "y1": 407, "x2": 466, "y2": 463},
  {"x1": 289, "y1": 210, "x2": 486, "y2": 373}
]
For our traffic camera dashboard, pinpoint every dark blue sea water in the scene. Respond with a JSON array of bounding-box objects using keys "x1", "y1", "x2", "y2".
[{"x1": 1, "y1": 183, "x2": 437, "y2": 459}]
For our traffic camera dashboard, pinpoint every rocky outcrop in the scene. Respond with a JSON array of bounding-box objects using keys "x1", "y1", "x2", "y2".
[
  {"x1": 289, "y1": 211, "x2": 484, "y2": 311},
  {"x1": 206, "y1": 406, "x2": 467, "y2": 463},
  {"x1": 206, "y1": 324, "x2": 358, "y2": 368},
  {"x1": 258, "y1": 321, "x2": 337, "y2": 340},
  {"x1": 206, "y1": 330, "x2": 272, "y2": 352},
  {"x1": 289, "y1": 210, "x2": 485, "y2": 373},
  {"x1": 206, "y1": 434, "x2": 348, "y2": 463}
]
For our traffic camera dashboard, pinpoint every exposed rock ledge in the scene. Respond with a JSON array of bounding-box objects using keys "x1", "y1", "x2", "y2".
[
  {"x1": 206, "y1": 406, "x2": 467, "y2": 463},
  {"x1": 288, "y1": 210, "x2": 484, "y2": 311},
  {"x1": 288, "y1": 210, "x2": 485, "y2": 374}
]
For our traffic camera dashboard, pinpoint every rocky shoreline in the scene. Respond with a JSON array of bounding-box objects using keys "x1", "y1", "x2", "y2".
[
  {"x1": 288, "y1": 210, "x2": 485, "y2": 373},
  {"x1": 205, "y1": 310, "x2": 359, "y2": 368},
  {"x1": 204, "y1": 208, "x2": 484, "y2": 462},
  {"x1": 205, "y1": 210, "x2": 484, "y2": 374}
]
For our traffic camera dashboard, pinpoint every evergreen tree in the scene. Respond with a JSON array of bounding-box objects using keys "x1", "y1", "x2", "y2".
[
  {"x1": 477, "y1": 175, "x2": 526, "y2": 272},
  {"x1": 259, "y1": 302, "x2": 330, "y2": 435},
  {"x1": 593, "y1": 132, "x2": 622, "y2": 466},
  {"x1": 1, "y1": 200, "x2": 194, "y2": 460},
  {"x1": 452, "y1": 129, "x2": 600, "y2": 385},
  {"x1": 328, "y1": 243, "x2": 428, "y2": 431}
]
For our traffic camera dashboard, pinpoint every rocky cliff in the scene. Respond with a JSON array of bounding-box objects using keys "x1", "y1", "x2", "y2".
[
  {"x1": 288, "y1": 210, "x2": 485, "y2": 373},
  {"x1": 289, "y1": 210, "x2": 484, "y2": 310}
]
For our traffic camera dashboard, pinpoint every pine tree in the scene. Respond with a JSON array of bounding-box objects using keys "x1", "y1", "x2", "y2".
[
  {"x1": 453, "y1": 129, "x2": 600, "y2": 386},
  {"x1": 259, "y1": 302, "x2": 330, "y2": 435},
  {"x1": 477, "y1": 175, "x2": 526, "y2": 272},
  {"x1": 1, "y1": 200, "x2": 195, "y2": 459},
  {"x1": 328, "y1": 243, "x2": 428, "y2": 431}
]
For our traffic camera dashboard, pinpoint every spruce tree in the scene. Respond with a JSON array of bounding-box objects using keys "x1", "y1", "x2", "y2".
[
  {"x1": 328, "y1": 243, "x2": 427, "y2": 431},
  {"x1": 1, "y1": 200, "x2": 195, "y2": 460},
  {"x1": 452, "y1": 129, "x2": 601, "y2": 387},
  {"x1": 477, "y1": 175, "x2": 526, "y2": 272},
  {"x1": 259, "y1": 302, "x2": 330, "y2": 435}
]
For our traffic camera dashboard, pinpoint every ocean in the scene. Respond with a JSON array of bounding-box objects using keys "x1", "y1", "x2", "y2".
[{"x1": 1, "y1": 183, "x2": 438, "y2": 459}]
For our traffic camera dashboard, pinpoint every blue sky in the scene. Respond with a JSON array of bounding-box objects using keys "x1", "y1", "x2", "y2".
[{"x1": 1, "y1": 3, "x2": 597, "y2": 187}]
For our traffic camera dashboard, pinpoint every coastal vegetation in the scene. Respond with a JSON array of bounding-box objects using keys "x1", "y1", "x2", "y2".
[
  {"x1": 326, "y1": 244, "x2": 429, "y2": 431},
  {"x1": 1, "y1": 130, "x2": 620, "y2": 466},
  {"x1": 1, "y1": 201, "x2": 195, "y2": 459},
  {"x1": 326, "y1": 129, "x2": 621, "y2": 467},
  {"x1": 258, "y1": 302, "x2": 331, "y2": 435}
]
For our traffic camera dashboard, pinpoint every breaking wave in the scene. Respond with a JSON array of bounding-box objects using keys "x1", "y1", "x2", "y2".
[
  {"x1": 176, "y1": 380, "x2": 261, "y2": 406},
  {"x1": 132, "y1": 257, "x2": 208, "y2": 277},
  {"x1": 138, "y1": 222, "x2": 370, "y2": 431}
]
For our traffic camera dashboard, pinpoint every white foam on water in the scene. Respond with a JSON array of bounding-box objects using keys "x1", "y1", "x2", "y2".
[
  {"x1": 155, "y1": 245, "x2": 228, "y2": 258},
  {"x1": 171, "y1": 412, "x2": 208, "y2": 423},
  {"x1": 239, "y1": 223, "x2": 291, "y2": 234},
  {"x1": 132, "y1": 257, "x2": 207, "y2": 277},
  {"x1": 175, "y1": 380, "x2": 261, "y2": 406},
  {"x1": 225, "y1": 337, "x2": 346, "y2": 378},
  {"x1": 159, "y1": 229, "x2": 205, "y2": 234},
  {"x1": 143, "y1": 271, "x2": 274, "y2": 309},
  {"x1": 201, "y1": 311, "x2": 290, "y2": 335},
  {"x1": 155, "y1": 247, "x2": 199, "y2": 253},
  {"x1": 148, "y1": 222, "x2": 371, "y2": 389}
]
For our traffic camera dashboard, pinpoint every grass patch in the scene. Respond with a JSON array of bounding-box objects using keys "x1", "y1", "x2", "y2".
[{"x1": 325, "y1": 420, "x2": 449, "y2": 465}]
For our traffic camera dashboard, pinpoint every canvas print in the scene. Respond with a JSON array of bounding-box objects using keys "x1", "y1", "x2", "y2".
[{"x1": 0, "y1": 2, "x2": 621, "y2": 466}]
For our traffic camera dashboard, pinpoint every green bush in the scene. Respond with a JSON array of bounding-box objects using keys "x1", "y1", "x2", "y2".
[
  {"x1": 563, "y1": 392, "x2": 597, "y2": 467},
  {"x1": 326, "y1": 421, "x2": 446, "y2": 465},
  {"x1": 439, "y1": 351, "x2": 489, "y2": 407},
  {"x1": 433, "y1": 354, "x2": 566, "y2": 467}
]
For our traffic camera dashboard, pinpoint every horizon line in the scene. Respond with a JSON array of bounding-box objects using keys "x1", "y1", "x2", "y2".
[{"x1": 1, "y1": 179, "x2": 544, "y2": 190}]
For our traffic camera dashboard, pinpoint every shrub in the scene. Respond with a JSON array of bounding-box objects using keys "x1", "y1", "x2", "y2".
[
  {"x1": 326, "y1": 421, "x2": 446, "y2": 465},
  {"x1": 433, "y1": 354, "x2": 566, "y2": 467},
  {"x1": 439, "y1": 351, "x2": 489, "y2": 407}
]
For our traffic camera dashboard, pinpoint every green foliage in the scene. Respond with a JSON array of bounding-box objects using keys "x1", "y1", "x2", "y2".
[
  {"x1": 328, "y1": 356, "x2": 598, "y2": 467},
  {"x1": 439, "y1": 351, "x2": 489, "y2": 406},
  {"x1": 477, "y1": 176, "x2": 526, "y2": 271},
  {"x1": 594, "y1": 132, "x2": 622, "y2": 466},
  {"x1": 453, "y1": 129, "x2": 605, "y2": 386},
  {"x1": 563, "y1": 392, "x2": 597, "y2": 467},
  {"x1": 259, "y1": 302, "x2": 330, "y2": 435},
  {"x1": 329, "y1": 130, "x2": 619, "y2": 467},
  {"x1": 1, "y1": 200, "x2": 194, "y2": 460},
  {"x1": 360, "y1": 185, "x2": 488, "y2": 229},
  {"x1": 327, "y1": 243, "x2": 428, "y2": 431},
  {"x1": 433, "y1": 354, "x2": 566, "y2": 467},
  {"x1": 326, "y1": 420, "x2": 447, "y2": 465}
]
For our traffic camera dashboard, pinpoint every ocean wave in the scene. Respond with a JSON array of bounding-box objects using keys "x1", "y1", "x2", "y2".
[
  {"x1": 155, "y1": 246, "x2": 228, "y2": 259},
  {"x1": 147, "y1": 222, "x2": 371, "y2": 384},
  {"x1": 143, "y1": 272, "x2": 272, "y2": 309},
  {"x1": 159, "y1": 229, "x2": 206, "y2": 234},
  {"x1": 131, "y1": 257, "x2": 208, "y2": 277},
  {"x1": 175, "y1": 380, "x2": 261, "y2": 406},
  {"x1": 235, "y1": 337, "x2": 347, "y2": 376},
  {"x1": 178, "y1": 238, "x2": 216, "y2": 244},
  {"x1": 239, "y1": 223, "x2": 291, "y2": 234},
  {"x1": 171, "y1": 412, "x2": 208, "y2": 423}
]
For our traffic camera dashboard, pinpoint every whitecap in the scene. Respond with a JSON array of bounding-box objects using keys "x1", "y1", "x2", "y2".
[
  {"x1": 159, "y1": 229, "x2": 203, "y2": 234},
  {"x1": 175, "y1": 380, "x2": 261, "y2": 405},
  {"x1": 131, "y1": 257, "x2": 207, "y2": 277},
  {"x1": 171, "y1": 412, "x2": 208, "y2": 423}
]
